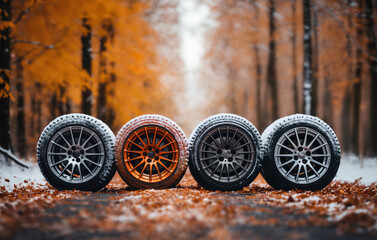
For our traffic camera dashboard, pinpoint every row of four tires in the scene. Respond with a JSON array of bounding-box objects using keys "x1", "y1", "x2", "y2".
[{"x1": 37, "y1": 113, "x2": 340, "y2": 192}]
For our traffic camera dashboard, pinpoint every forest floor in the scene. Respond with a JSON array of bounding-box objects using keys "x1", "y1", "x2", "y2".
[{"x1": 0, "y1": 157, "x2": 376, "y2": 240}]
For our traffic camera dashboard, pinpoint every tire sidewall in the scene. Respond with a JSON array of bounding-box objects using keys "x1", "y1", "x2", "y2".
[
  {"x1": 263, "y1": 120, "x2": 340, "y2": 191},
  {"x1": 115, "y1": 115, "x2": 188, "y2": 189},
  {"x1": 37, "y1": 114, "x2": 115, "y2": 191},
  {"x1": 189, "y1": 115, "x2": 261, "y2": 191}
]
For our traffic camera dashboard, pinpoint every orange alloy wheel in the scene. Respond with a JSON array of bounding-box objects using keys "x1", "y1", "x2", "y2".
[{"x1": 115, "y1": 115, "x2": 188, "y2": 189}]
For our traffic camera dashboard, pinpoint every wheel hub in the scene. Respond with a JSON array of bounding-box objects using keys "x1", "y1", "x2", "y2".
[{"x1": 148, "y1": 151, "x2": 156, "y2": 158}]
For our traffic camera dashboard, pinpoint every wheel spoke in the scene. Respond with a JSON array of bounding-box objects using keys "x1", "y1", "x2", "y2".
[
  {"x1": 155, "y1": 163, "x2": 162, "y2": 180},
  {"x1": 209, "y1": 134, "x2": 221, "y2": 148},
  {"x1": 82, "y1": 162, "x2": 94, "y2": 176},
  {"x1": 278, "y1": 159, "x2": 295, "y2": 167},
  {"x1": 295, "y1": 164, "x2": 302, "y2": 182},
  {"x1": 308, "y1": 162, "x2": 320, "y2": 177},
  {"x1": 203, "y1": 160, "x2": 219, "y2": 170},
  {"x1": 218, "y1": 164, "x2": 224, "y2": 181},
  {"x1": 127, "y1": 140, "x2": 144, "y2": 149},
  {"x1": 59, "y1": 163, "x2": 71, "y2": 177},
  {"x1": 152, "y1": 127, "x2": 158, "y2": 145},
  {"x1": 275, "y1": 153, "x2": 295, "y2": 157},
  {"x1": 226, "y1": 127, "x2": 229, "y2": 144},
  {"x1": 138, "y1": 163, "x2": 148, "y2": 179},
  {"x1": 284, "y1": 133, "x2": 297, "y2": 149},
  {"x1": 217, "y1": 128, "x2": 224, "y2": 145},
  {"x1": 145, "y1": 127, "x2": 150, "y2": 145},
  {"x1": 48, "y1": 152, "x2": 67, "y2": 156},
  {"x1": 78, "y1": 163, "x2": 83, "y2": 181},
  {"x1": 199, "y1": 150, "x2": 217, "y2": 154},
  {"x1": 294, "y1": 128, "x2": 301, "y2": 146},
  {"x1": 233, "y1": 134, "x2": 246, "y2": 146},
  {"x1": 310, "y1": 159, "x2": 328, "y2": 168},
  {"x1": 233, "y1": 161, "x2": 248, "y2": 171},
  {"x1": 125, "y1": 156, "x2": 143, "y2": 162},
  {"x1": 311, "y1": 143, "x2": 328, "y2": 152},
  {"x1": 303, "y1": 128, "x2": 309, "y2": 146},
  {"x1": 70, "y1": 127, "x2": 75, "y2": 145},
  {"x1": 134, "y1": 132, "x2": 146, "y2": 147},
  {"x1": 124, "y1": 150, "x2": 143, "y2": 154},
  {"x1": 82, "y1": 133, "x2": 94, "y2": 147},
  {"x1": 84, "y1": 157, "x2": 102, "y2": 166},
  {"x1": 160, "y1": 156, "x2": 178, "y2": 163},
  {"x1": 311, "y1": 153, "x2": 330, "y2": 157},
  {"x1": 236, "y1": 141, "x2": 253, "y2": 150},
  {"x1": 84, "y1": 142, "x2": 101, "y2": 151},
  {"x1": 58, "y1": 132, "x2": 71, "y2": 147},
  {"x1": 277, "y1": 143, "x2": 295, "y2": 152},
  {"x1": 158, "y1": 161, "x2": 172, "y2": 173},
  {"x1": 303, "y1": 165, "x2": 309, "y2": 182},
  {"x1": 285, "y1": 162, "x2": 297, "y2": 177},
  {"x1": 156, "y1": 132, "x2": 168, "y2": 147},
  {"x1": 307, "y1": 133, "x2": 320, "y2": 148},
  {"x1": 235, "y1": 157, "x2": 253, "y2": 163},
  {"x1": 50, "y1": 157, "x2": 69, "y2": 167},
  {"x1": 210, "y1": 162, "x2": 221, "y2": 177},
  {"x1": 149, "y1": 164, "x2": 153, "y2": 182},
  {"x1": 235, "y1": 151, "x2": 254, "y2": 155},
  {"x1": 51, "y1": 141, "x2": 68, "y2": 151},
  {"x1": 160, "y1": 141, "x2": 174, "y2": 149},
  {"x1": 77, "y1": 127, "x2": 84, "y2": 145},
  {"x1": 230, "y1": 163, "x2": 240, "y2": 179},
  {"x1": 202, "y1": 141, "x2": 217, "y2": 150},
  {"x1": 131, "y1": 160, "x2": 145, "y2": 172},
  {"x1": 70, "y1": 164, "x2": 75, "y2": 181},
  {"x1": 160, "y1": 150, "x2": 179, "y2": 154},
  {"x1": 200, "y1": 156, "x2": 217, "y2": 161},
  {"x1": 230, "y1": 128, "x2": 238, "y2": 145},
  {"x1": 226, "y1": 164, "x2": 230, "y2": 182},
  {"x1": 85, "y1": 152, "x2": 104, "y2": 156}
]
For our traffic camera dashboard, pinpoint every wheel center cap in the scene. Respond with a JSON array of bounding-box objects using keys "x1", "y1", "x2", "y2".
[
  {"x1": 148, "y1": 151, "x2": 156, "y2": 158},
  {"x1": 73, "y1": 151, "x2": 80, "y2": 158},
  {"x1": 298, "y1": 152, "x2": 306, "y2": 159},
  {"x1": 223, "y1": 150, "x2": 232, "y2": 159}
]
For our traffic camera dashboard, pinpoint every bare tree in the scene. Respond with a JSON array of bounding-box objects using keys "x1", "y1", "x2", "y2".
[{"x1": 291, "y1": 0, "x2": 299, "y2": 113}]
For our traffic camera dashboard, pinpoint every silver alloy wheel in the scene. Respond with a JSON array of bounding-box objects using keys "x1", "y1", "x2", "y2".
[
  {"x1": 199, "y1": 126, "x2": 255, "y2": 183},
  {"x1": 274, "y1": 127, "x2": 331, "y2": 184},
  {"x1": 47, "y1": 126, "x2": 105, "y2": 183}
]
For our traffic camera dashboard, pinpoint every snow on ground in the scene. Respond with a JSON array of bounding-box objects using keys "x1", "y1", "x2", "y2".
[
  {"x1": 335, "y1": 154, "x2": 377, "y2": 185},
  {"x1": 0, "y1": 158, "x2": 47, "y2": 192}
]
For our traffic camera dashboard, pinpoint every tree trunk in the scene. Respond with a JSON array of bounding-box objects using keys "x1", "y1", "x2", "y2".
[
  {"x1": 365, "y1": 1, "x2": 377, "y2": 156},
  {"x1": 15, "y1": 59, "x2": 27, "y2": 158},
  {"x1": 107, "y1": 23, "x2": 116, "y2": 129},
  {"x1": 311, "y1": 2, "x2": 318, "y2": 116},
  {"x1": 303, "y1": 0, "x2": 313, "y2": 115},
  {"x1": 97, "y1": 20, "x2": 109, "y2": 122},
  {"x1": 0, "y1": 0, "x2": 13, "y2": 154},
  {"x1": 291, "y1": 0, "x2": 299, "y2": 113},
  {"x1": 351, "y1": 0, "x2": 363, "y2": 155},
  {"x1": 266, "y1": 0, "x2": 279, "y2": 121},
  {"x1": 341, "y1": 0, "x2": 354, "y2": 153},
  {"x1": 81, "y1": 17, "x2": 92, "y2": 115}
]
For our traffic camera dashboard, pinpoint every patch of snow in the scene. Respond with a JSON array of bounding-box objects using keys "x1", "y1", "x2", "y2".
[
  {"x1": 335, "y1": 155, "x2": 377, "y2": 185},
  {"x1": 0, "y1": 159, "x2": 47, "y2": 192}
]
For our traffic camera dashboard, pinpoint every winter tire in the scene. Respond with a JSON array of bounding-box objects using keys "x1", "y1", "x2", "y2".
[
  {"x1": 115, "y1": 115, "x2": 188, "y2": 189},
  {"x1": 37, "y1": 114, "x2": 116, "y2": 191},
  {"x1": 189, "y1": 114, "x2": 262, "y2": 191},
  {"x1": 261, "y1": 114, "x2": 341, "y2": 191}
]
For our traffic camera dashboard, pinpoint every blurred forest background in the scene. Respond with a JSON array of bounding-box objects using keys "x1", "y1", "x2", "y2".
[{"x1": 0, "y1": 0, "x2": 377, "y2": 161}]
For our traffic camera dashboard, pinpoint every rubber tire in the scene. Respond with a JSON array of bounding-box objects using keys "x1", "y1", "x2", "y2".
[
  {"x1": 37, "y1": 114, "x2": 117, "y2": 192},
  {"x1": 189, "y1": 114, "x2": 262, "y2": 191},
  {"x1": 115, "y1": 114, "x2": 188, "y2": 189},
  {"x1": 261, "y1": 114, "x2": 341, "y2": 191}
]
